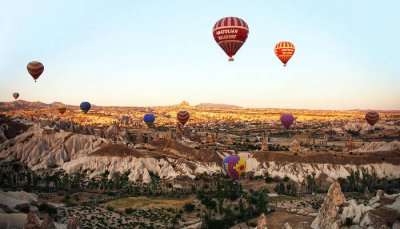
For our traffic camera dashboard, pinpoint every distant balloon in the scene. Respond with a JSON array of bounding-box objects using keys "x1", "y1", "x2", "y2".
[
  {"x1": 58, "y1": 107, "x2": 67, "y2": 114},
  {"x1": 177, "y1": 110, "x2": 190, "y2": 126},
  {"x1": 365, "y1": 111, "x2": 379, "y2": 126},
  {"x1": 274, "y1": 41, "x2": 295, "y2": 67},
  {"x1": 80, "y1": 102, "x2": 91, "y2": 114},
  {"x1": 222, "y1": 155, "x2": 246, "y2": 180},
  {"x1": 12, "y1": 92, "x2": 19, "y2": 100},
  {"x1": 213, "y1": 17, "x2": 249, "y2": 61},
  {"x1": 27, "y1": 61, "x2": 44, "y2": 82},
  {"x1": 280, "y1": 113, "x2": 295, "y2": 129},
  {"x1": 143, "y1": 113, "x2": 156, "y2": 127}
]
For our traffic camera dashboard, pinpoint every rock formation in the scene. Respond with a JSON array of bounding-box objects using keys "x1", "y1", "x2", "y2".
[
  {"x1": 311, "y1": 181, "x2": 345, "y2": 229},
  {"x1": 25, "y1": 212, "x2": 41, "y2": 229},
  {"x1": 256, "y1": 213, "x2": 268, "y2": 229}
]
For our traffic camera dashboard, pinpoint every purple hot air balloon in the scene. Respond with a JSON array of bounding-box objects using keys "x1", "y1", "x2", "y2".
[{"x1": 280, "y1": 113, "x2": 295, "y2": 129}]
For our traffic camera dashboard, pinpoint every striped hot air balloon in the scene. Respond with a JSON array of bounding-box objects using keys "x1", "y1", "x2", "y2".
[
  {"x1": 27, "y1": 61, "x2": 44, "y2": 82},
  {"x1": 365, "y1": 111, "x2": 379, "y2": 126},
  {"x1": 213, "y1": 17, "x2": 249, "y2": 61},
  {"x1": 177, "y1": 110, "x2": 190, "y2": 126},
  {"x1": 274, "y1": 41, "x2": 295, "y2": 67},
  {"x1": 12, "y1": 92, "x2": 19, "y2": 100}
]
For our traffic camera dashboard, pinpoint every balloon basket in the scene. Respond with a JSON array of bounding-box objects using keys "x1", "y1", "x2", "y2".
[{"x1": 228, "y1": 57, "x2": 234, "y2": 62}]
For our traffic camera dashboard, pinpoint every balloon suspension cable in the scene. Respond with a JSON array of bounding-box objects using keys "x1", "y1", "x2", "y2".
[{"x1": 228, "y1": 57, "x2": 234, "y2": 62}]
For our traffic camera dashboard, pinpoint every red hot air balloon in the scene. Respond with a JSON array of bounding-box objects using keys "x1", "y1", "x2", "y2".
[
  {"x1": 27, "y1": 61, "x2": 44, "y2": 82},
  {"x1": 274, "y1": 41, "x2": 295, "y2": 67},
  {"x1": 280, "y1": 113, "x2": 295, "y2": 129},
  {"x1": 12, "y1": 92, "x2": 19, "y2": 100},
  {"x1": 365, "y1": 111, "x2": 379, "y2": 126},
  {"x1": 213, "y1": 17, "x2": 249, "y2": 61},
  {"x1": 177, "y1": 110, "x2": 190, "y2": 126}
]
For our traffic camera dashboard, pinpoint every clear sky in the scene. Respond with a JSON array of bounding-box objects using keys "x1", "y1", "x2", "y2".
[{"x1": 1, "y1": 1, "x2": 399, "y2": 109}]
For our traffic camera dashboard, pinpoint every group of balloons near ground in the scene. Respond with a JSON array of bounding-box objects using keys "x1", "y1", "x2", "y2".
[{"x1": 15, "y1": 17, "x2": 381, "y2": 180}]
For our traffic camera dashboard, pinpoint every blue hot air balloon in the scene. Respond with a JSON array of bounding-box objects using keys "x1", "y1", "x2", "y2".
[
  {"x1": 80, "y1": 101, "x2": 91, "y2": 114},
  {"x1": 143, "y1": 113, "x2": 156, "y2": 127}
]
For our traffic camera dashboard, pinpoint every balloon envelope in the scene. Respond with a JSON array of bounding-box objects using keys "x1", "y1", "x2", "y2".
[
  {"x1": 365, "y1": 111, "x2": 379, "y2": 126},
  {"x1": 143, "y1": 113, "x2": 156, "y2": 127},
  {"x1": 213, "y1": 17, "x2": 249, "y2": 61},
  {"x1": 222, "y1": 155, "x2": 246, "y2": 180},
  {"x1": 27, "y1": 61, "x2": 44, "y2": 82},
  {"x1": 12, "y1": 92, "x2": 19, "y2": 100},
  {"x1": 80, "y1": 102, "x2": 91, "y2": 114},
  {"x1": 280, "y1": 113, "x2": 295, "y2": 129},
  {"x1": 274, "y1": 41, "x2": 295, "y2": 66},
  {"x1": 177, "y1": 110, "x2": 190, "y2": 126}
]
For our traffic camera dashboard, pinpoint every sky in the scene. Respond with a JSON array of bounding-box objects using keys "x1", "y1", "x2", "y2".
[{"x1": 0, "y1": 1, "x2": 399, "y2": 110}]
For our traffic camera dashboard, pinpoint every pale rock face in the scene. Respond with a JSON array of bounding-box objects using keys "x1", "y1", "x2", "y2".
[
  {"x1": 353, "y1": 141, "x2": 400, "y2": 153},
  {"x1": 341, "y1": 199, "x2": 373, "y2": 224},
  {"x1": 0, "y1": 124, "x2": 108, "y2": 170},
  {"x1": 0, "y1": 191, "x2": 38, "y2": 209},
  {"x1": 247, "y1": 161, "x2": 400, "y2": 183},
  {"x1": 311, "y1": 182, "x2": 345, "y2": 229},
  {"x1": 256, "y1": 213, "x2": 268, "y2": 229},
  {"x1": 283, "y1": 222, "x2": 292, "y2": 229},
  {"x1": 1, "y1": 124, "x2": 400, "y2": 184},
  {"x1": 62, "y1": 156, "x2": 220, "y2": 183}
]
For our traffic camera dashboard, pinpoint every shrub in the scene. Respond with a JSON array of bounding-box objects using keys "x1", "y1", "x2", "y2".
[
  {"x1": 183, "y1": 203, "x2": 195, "y2": 212},
  {"x1": 125, "y1": 207, "x2": 134, "y2": 214}
]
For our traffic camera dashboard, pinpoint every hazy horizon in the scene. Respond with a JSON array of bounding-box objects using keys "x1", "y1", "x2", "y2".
[
  {"x1": 1, "y1": 1, "x2": 399, "y2": 110},
  {"x1": 3, "y1": 99, "x2": 400, "y2": 112}
]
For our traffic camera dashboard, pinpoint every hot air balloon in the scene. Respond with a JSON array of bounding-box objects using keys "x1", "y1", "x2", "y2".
[
  {"x1": 177, "y1": 110, "x2": 190, "y2": 126},
  {"x1": 222, "y1": 155, "x2": 246, "y2": 180},
  {"x1": 27, "y1": 61, "x2": 44, "y2": 82},
  {"x1": 58, "y1": 107, "x2": 67, "y2": 114},
  {"x1": 143, "y1": 113, "x2": 156, "y2": 128},
  {"x1": 274, "y1": 41, "x2": 295, "y2": 67},
  {"x1": 80, "y1": 102, "x2": 91, "y2": 114},
  {"x1": 12, "y1": 92, "x2": 19, "y2": 100},
  {"x1": 365, "y1": 111, "x2": 379, "y2": 126},
  {"x1": 280, "y1": 113, "x2": 295, "y2": 129},
  {"x1": 213, "y1": 17, "x2": 249, "y2": 61}
]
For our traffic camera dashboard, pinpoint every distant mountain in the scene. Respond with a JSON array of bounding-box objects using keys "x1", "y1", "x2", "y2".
[
  {"x1": 0, "y1": 100, "x2": 50, "y2": 111},
  {"x1": 195, "y1": 103, "x2": 242, "y2": 109}
]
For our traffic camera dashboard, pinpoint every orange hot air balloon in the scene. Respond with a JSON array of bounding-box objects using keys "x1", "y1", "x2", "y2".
[
  {"x1": 27, "y1": 61, "x2": 44, "y2": 82},
  {"x1": 274, "y1": 41, "x2": 295, "y2": 67}
]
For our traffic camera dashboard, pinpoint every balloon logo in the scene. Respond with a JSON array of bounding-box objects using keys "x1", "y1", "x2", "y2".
[
  {"x1": 274, "y1": 41, "x2": 295, "y2": 67},
  {"x1": 177, "y1": 110, "x2": 190, "y2": 126},
  {"x1": 27, "y1": 61, "x2": 44, "y2": 82},
  {"x1": 365, "y1": 111, "x2": 379, "y2": 126},
  {"x1": 12, "y1": 92, "x2": 19, "y2": 100},
  {"x1": 213, "y1": 17, "x2": 249, "y2": 61},
  {"x1": 280, "y1": 113, "x2": 295, "y2": 129},
  {"x1": 143, "y1": 113, "x2": 156, "y2": 128},
  {"x1": 223, "y1": 155, "x2": 246, "y2": 180},
  {"x1": 80, "y1": 102, "x2": 91, "y2": 114}
]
